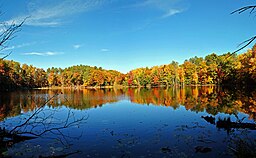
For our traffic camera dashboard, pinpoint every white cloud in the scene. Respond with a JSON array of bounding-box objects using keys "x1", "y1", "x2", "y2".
[
  {"x1": 5, "y1": 42, "x2": 37, "y2": 51},
  {"x1": 132, "y1": 0, "x2": 185, "y2": 18},
  {"x1": 6, "y1": 0, "x2": 107, "y2": 27},
  {"x1": 161, "y1": 8, "x2": 183, "y2": 18},
  {"x1": 100, "y1": 48, "x2": 110, "y2": 52},
  {"x1": 73, "y1": 44, "x2": 82, "y2": 49},
  {"x1": 5, "y1": 0, "x2": 185, "y2": 27},
  {"x1": 23, "y1": 51, "x2": 62, "y2": 56}
]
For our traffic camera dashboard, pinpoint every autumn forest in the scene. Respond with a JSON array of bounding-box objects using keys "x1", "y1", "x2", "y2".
[{"x1": 0, "y1": 44, "x2": 256, "y2": 91}]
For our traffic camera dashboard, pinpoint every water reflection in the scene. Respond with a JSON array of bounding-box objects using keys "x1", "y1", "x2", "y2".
[
  {"x1": 0, "y1": 86, "x2": 255, "y2": 121},
  {"x1": 0, "y1": 86, "x2": 256, "y2": 157}
]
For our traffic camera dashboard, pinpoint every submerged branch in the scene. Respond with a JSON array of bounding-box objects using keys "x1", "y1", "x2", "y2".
[
  {"x1": 9, "y1": 93, "x2": 59, "y2": 134},
  {"x1": 0, "y1": 91, "x2": 88, "y2": 154}
]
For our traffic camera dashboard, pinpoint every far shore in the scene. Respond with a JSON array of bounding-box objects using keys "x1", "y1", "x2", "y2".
[{"x1": 35, "y1": 84, "x2": 217, "y2": 90}]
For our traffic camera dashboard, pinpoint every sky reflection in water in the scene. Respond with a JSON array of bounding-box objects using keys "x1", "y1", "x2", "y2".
[{"x1": 1, "y1": 86, "x2": 256, "y2": 157}]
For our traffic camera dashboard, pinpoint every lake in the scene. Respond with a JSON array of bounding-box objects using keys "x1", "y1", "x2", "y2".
[{"x1": 0, "y1": 86, "x2": 256, "y2": 157}]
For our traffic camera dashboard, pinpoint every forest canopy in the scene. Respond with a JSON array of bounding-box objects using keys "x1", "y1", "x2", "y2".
[{"x1": 0, "y1": 44, "x2": 255, "y2": 90}]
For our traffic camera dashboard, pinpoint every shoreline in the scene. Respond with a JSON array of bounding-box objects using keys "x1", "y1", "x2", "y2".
[
  {"x1": 3, "y1": 84, "x2": 254, "y2": 92},
  {"x1": 35, "y1": 84, "x2": 217, "y2": 90}
]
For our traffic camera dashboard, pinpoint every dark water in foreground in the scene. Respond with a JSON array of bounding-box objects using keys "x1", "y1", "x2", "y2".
[{"x1": 0, "y1": 86, "x2": 256, "y2": 157}]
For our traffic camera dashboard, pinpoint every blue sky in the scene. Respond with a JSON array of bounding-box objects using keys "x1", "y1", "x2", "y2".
[{"x1": 1, "y1": 0, "x2": 256, "y2": 73}]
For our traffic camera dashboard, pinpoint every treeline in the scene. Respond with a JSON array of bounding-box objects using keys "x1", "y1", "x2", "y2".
[
  {"x1": 127, "y1": 44, "x2": 256, "y2": 87},
  {"x1": 0, "y1": 44, "x2": 255, "y2": 90}
]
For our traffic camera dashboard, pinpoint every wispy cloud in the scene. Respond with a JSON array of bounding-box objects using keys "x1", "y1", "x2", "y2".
[
  {"x1": 132, "y1": 0, "x2": 186, "y2": 18},
  {"x1": 23, "y1": 51, "x2": 62, "y2": 56},
  {"x1": 100, "y1": 48, "x2": 110, "y2": 52},
  {"x1": 161, "y1": 8, "x2": 183, "y2": 18},
  {"x1": 6, "y1": 0, "x2": 186, "y2": 27},
  {"x1": 6, "y1": 0, "x2": 107, "y2": 27},
  {"x1": 5, "y1": 42, "x2": 37, "y2": 51},
  {"x1": 73, "y1": 44, "x2": 82, "y2": 49}
]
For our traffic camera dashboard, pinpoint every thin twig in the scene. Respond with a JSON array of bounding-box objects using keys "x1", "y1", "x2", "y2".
[
  {"x1": 222, "y1": 5, "x2": 256, "y2": 64},
  {"x1": 231, "y1": 5, "x2": 256, "y2": 14},
  {"x1": 0, "y1": 17, "x2": 28, "y2": 59},
  {"x1": 9, "y1": 93, "x2": 59, "y2": 133}
]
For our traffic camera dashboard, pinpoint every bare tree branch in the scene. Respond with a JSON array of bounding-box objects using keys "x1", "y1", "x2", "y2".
[
  {"x1": 0, "y1": 93, "x2": 88, "y2": 158},
  {"x1": 0, "y1": 51, "x2": 11, "y2": 59},
  {"x1": 221, "y1": 5, "x2": 256, "y2": 63},
  {"x1": 0, "y1": 17, "x2": 28, "y2": 60},
  {"x1": 230, "y1": 5, "x2": 256, "y2": 55},
  {"x1": 233, "y1": 35, "x2": 256, "y2": 54},
  {"x1": 231, "y1": 5, "x2": 256, "y2": 14},
  {"x1": 9, "y1": 93, "x2": 59, "y2": 134}
]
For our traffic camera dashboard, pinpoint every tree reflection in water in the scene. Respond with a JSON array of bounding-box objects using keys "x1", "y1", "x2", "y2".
[
  {"x1": 1, "y1": 86, "x2": 255, "y2": 120},
  {"x1": 0, "y1": 86, "x2": 255, "y2": 157}
]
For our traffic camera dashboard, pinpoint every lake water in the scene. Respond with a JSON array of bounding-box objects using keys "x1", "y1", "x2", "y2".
[{"x1": 0, "y1": 86, "x2": 256, "y2": 157}]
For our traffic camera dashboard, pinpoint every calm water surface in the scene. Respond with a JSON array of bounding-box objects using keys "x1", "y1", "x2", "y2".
[{"x1": 0, "y1": 86, "x2": 256, "y2": 157}]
